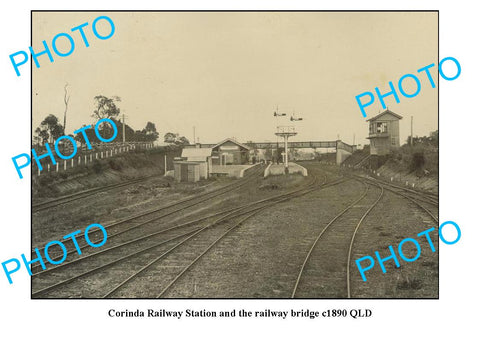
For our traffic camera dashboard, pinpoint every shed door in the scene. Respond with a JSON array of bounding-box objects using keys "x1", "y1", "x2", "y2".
[{"x1": 181, "y1": 164, "x2": 188, "y2": 181}]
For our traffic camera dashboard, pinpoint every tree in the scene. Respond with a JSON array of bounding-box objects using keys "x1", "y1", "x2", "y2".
[
  {"x1": 35, "y1": 114, "x2": 64, "y2": 144},
  {"x1": 164, "y1": 132, "x2": 178, "y2": 144},
  {"x1": 430, "y1": 130, "x2": 439, "y2": 146},
  {"x1": 34, "y1": 127, "x2": 50, "y2": 145},
  {"x1": 111, "y1": 118, "x2": 135, "y2": 143},
  {"x1": 143, "y1": 121, "x2": 159, "y2": 142},
  {"x1": 91, "y1": 96, "x2": 121, "y2": 142},
  {"x1": 176, "y1": 136, "x2": 190, "y2": 145},
  {"x1": 74, "y1": 124, "x2": 99, "y2": 146},
  {"x1": 92, "y1": 95, "x2": 121, "y2": 121},
  {"x1": 164, "y1": 132, "x2": 190, "y2": 146},
  {"x1": 134, "y1": 130, "x2": 147, "y2": 142}
]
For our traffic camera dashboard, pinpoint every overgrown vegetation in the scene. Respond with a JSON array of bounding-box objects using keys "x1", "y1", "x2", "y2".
[
  {"x1": 386, "y1": 130, "x2": 438, "y2": 177},
  {"x1": 32, "y1": 149, "x2": 181, "y2": 198}
]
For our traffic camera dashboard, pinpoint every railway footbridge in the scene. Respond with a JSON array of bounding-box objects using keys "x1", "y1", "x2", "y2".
[{"x1": 189, "y1": 140, "x2": 356, "y2": 165}]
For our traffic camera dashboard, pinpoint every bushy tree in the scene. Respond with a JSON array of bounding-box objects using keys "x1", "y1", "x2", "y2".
[
  {"x1": 92, "y1": 95, "x2": 121, "y2": 120},
  {"x1": 35, "y1": 114, "x2": 64, "y2": 144},
  {"x1": 143, "y1": 122, "x2": 159, "y2": 142},
  {"x1": 164, "y1": 132, "x2": 190, "y2": 145},
  {"x1": 177, "y1": 136, "x2": 190, "y2": 145},
  {"x1": 164, "y1": 132, "x2": 178, "y2": 144},
  {"x1": 74, "y1": 124, "x2": 100, "y2": 146}
]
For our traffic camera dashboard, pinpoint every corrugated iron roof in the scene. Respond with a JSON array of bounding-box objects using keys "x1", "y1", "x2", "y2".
[
  {"x1": 181, "y1": 147, "x2": 212, "y2": 160},
  {"x1": 366, "y1": 109, "x2": 403, "y2": 122},
  {"x1": 211, "y1": 138, "x2": 250, "y2": 151}
]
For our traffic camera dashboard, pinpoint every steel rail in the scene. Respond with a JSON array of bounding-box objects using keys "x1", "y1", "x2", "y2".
[
  {"x1": 32, "y1": 171, "x2": 313, "y2": 277},
  {"x1": 32, "y1": 170, "x2": 330, "y2": 296},
  {"x1": 360, "y1": 175, "x2": 438, "y2": 205},
  {"x1": 346, "y1": 183, "x2": 384, "y2": 298},
  {"x1": 357, "y1": 175, "x2": 438, "y2": 224},
  {"x1": 106, "y1": 172, "x2": 329, "y2": 298},
  {"x1": 156, "y1": 173, "x2": 351, "y2": 298},
  {"x1": 33, "y1": 170, "x2": 345, "y2": 297},
  {"x1": 31, "y1": 165, "x2": 264, "y2": 257},
  {"x1": 291, "y1": 180, "x2": 370, "y2": 298}
]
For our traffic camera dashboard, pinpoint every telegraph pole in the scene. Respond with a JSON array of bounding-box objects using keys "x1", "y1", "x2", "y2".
[{"x1": 193, "y1": 126, "x2": 196, "y2": 145}]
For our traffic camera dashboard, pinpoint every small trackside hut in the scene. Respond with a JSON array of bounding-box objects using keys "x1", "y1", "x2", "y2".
[
  {"x1": 173, "y1": 161, "x2": 201, "y2": 183},
  {"x1": 173, "y1": 146, "x2": 212, "y2": 183}
]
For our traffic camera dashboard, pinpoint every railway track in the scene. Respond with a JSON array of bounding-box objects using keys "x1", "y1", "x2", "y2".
[
  {"x1": 291, "y1": 179, "x2": 383, "y2": 298},
  {"x1": 357, "y1": 175, "x2": 438, "y2": 223},
  {"x1": 31, "y1": 165, "x2": 266, "y2": 270},
  {"x1": 32, "y1": 170, "x2": 346, "y2": 298},
  {"x1": 347, "y1": 177, "x2": 439, "y2": 298},
  {"x1": 32, "y1": 175, "x2": 162, "y2": 213},
  {"x1": 357, "y1": 174, "x2": 438, "y2": 206},
  {"x1": 291, "y1": 170, "x2": 438, "y2": 298}
]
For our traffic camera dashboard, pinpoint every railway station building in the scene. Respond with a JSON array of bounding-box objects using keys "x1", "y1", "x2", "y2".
[
  {"x1": 211, "y1": 138, "x2": 250, "y2": 165},
  {"x1": 366, "y1": 109, "x2": 402, "y2": 156}
]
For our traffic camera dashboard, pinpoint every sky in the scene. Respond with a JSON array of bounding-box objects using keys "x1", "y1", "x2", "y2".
[{"x1": 32, "y1": 11, "x2": 438, "y2": 146}]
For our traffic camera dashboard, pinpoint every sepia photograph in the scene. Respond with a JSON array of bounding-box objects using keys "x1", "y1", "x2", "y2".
[{"x1": 30, "y1": 11, "x2": 439, "y2": 298}]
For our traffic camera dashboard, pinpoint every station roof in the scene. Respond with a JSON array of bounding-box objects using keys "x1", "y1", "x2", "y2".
[
  {"x1": 212, "y1": 138, "x2": 250, "y2": 151},
  {"x1": 366, "y1": 109, "x2": 403, "y2": 122},
  {"x1": 181, "y1": 147, "x2": 212, "y2": 161}
]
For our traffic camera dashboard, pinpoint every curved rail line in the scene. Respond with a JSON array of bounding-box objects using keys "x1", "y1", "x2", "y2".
[
  {"x1": 32, "y1": 168, "x2": 313, "y2": 277},
  {"x1": 33, "y1": 170, "x2": 346, "y2": 298},
  {"x1": 31, "y1": 165, "x2": 265, "y2": 262},
  {"x1": 105, "y1": 172, "x2": 337, "y2": 298},
  {"x1": 357, "y1": 175, "x2": 438, "y2": 206},
  {"x1": 356, "y1": 175, "x2": 438, "y2": 223},
  {"x1": 32, "y1": 171, "x2": 322, "y2": 297},
  {"x1": 291, "y1": 180, "x2": 372, "y2": 298},
  {"x1": 346, "y1": 183, "x2": 384, "y2": 298},
  {"x1": 346, "y1": 176, "x2": 438, "y2": 298},
  {"x1": 292, "y1": 172, "x2": 438, "y2": 298},
  {"x1": 371, "y1": 177, "x2": 438, "y2": 202}
]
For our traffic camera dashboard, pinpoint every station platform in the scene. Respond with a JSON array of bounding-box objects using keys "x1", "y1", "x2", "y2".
[
  {"x1": 264, "y1": 162, "x2": 308, "y2": 177},
  {"x1": 210, "y1": 163, "x2": 259, "y2": 178}
]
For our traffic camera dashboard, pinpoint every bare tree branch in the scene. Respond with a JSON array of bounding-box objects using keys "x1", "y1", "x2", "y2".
[{"x1": 63, "y1": 83, "x2": 70, "y2": 134}]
